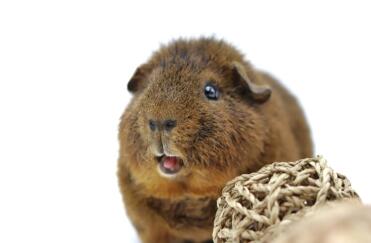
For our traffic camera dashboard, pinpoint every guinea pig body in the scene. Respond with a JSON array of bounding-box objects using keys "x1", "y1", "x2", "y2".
[{"x1": 118, "y1": 38, "x2": 313, "y2": 243}]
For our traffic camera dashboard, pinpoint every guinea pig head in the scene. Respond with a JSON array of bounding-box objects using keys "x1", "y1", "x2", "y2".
[{"x1": 120, "y1": 49, "x2": 272, "y2": 198}]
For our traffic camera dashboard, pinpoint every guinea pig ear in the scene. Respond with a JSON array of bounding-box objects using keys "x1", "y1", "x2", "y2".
[
  {"x1": 231, "y1": 61, "x2": 272, "y2": 103},
  {"x1": 127, "y1": 64, "x2": 151, "y2": 93}
]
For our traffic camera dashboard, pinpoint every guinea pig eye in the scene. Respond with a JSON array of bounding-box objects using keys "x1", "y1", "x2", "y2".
[{"x1": 204, "y1": 83, "x2": 219, "y2": 100}]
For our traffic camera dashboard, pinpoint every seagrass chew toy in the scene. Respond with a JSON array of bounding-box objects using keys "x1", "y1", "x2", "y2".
[
  {"x1": 271, "y1": 202, "x2": 371, "y2": 243},
  {"x1": 213, "y1": 156, "x2": 362, "y2": 243}
]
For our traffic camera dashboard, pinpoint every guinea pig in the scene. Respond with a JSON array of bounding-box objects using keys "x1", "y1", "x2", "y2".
[{"x1": 117, "y1": 37, "x2": 313, "y2": 243}]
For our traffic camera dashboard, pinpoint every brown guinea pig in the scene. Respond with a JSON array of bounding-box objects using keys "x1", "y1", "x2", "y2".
[{"x1": 117, "y1": 37, "x2": 313, "y2": 243}]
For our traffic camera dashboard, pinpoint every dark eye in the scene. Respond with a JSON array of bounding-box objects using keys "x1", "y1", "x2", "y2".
[{"x1": 204, "y1": 83, "x2": 219, "y2": 100}]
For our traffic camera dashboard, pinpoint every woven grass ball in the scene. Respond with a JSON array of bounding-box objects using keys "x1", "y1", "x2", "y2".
[
  {"x1": 272, "y1": 201, "x2": 371, "y2": 243},
  {"x1": 213, "y1": 156, "x2": 360, "y2": 243}
]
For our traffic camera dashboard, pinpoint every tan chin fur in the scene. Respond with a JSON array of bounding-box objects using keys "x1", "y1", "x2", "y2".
[
  {"x1": 127, "y1": 160, "x2": 241, "y2": 199},
  {"x1": 118, "y1": 37, "x2": 313, "y2": 243}
]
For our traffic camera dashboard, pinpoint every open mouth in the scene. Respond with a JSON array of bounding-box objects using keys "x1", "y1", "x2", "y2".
[{"x1": 156, "y1": 155, "x2": 184, "y2": 176}]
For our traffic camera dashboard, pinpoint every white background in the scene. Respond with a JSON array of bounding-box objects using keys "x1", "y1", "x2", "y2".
[{"x1": 0, "y1": 1, "x2": 370, "y2": 242}]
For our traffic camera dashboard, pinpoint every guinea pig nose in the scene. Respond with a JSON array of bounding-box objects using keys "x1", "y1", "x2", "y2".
[
  {"x1": 163, "y1": 119, "x2": 177, "y2": 131},
  {"x1": 149, "y1": 119, "x2": 157, "y2": 131}
]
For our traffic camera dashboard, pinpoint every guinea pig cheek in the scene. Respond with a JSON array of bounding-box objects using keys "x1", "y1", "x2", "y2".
[{"x1": 156, "y1": 155, "x2": 184, "y2": 178}]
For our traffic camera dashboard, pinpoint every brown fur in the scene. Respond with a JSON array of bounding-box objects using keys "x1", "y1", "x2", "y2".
[{"x1": 118, "y1": 37, "x2": 313, "y2": 243}]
